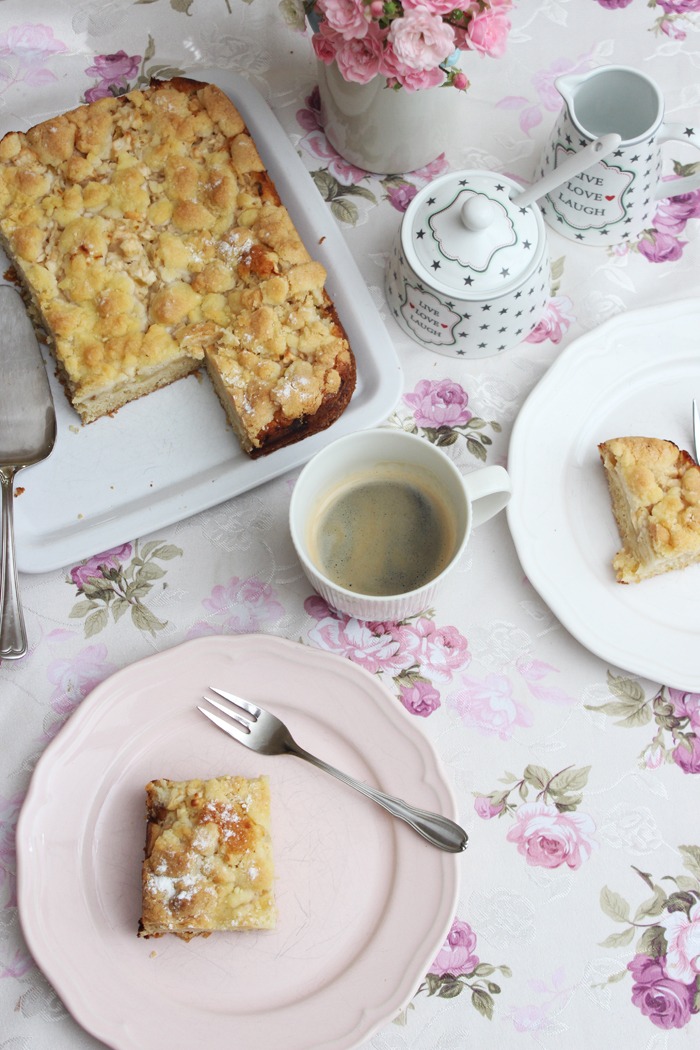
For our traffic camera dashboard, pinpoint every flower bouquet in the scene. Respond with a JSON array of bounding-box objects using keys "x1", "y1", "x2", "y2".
[{"x1": 306, "y1": 0, "x2": 514, "y2": 92}]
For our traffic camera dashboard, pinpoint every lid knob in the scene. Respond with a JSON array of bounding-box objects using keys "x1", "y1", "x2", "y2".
[{"x1": 460, "y1": 195, "x2": 497, "y2": 231}]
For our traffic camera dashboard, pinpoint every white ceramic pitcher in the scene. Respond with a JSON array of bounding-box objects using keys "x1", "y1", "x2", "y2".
[{"x1": 537, "y1": 65, "x2": 700, "y2": 244}]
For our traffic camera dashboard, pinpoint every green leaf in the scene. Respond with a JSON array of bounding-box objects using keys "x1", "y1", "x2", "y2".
[
  {"x1": 466, "y1": 437, "x2": 487, "y2": 461},
  {"x1": 84, "y1": 607, "x2": 108, "y2": 638},
  {"x1": 600, "y1": 886, "x2": 631, "y2": 923},
  {"x1": 490, "y1": 421, "x2": 502, "y2": 433},
  {"x1": 330, "y1": 197, "x2": 359, "y2": 226},
  {"x1": 81, "y1": 576, "x2": 114, "y2": 599},
  {"x1": 135, "y1": 562, "x2": 166, "y2": 582},
  {"x1": 111, "y1": 597, "x2": 131, "y2": 623},
  {"x1": 435, "y1": 430, "x2": 459, "y2": 447},
  {"x1": 637, "y1": 925, "x2": 667, "y2": 959},
  {"x1": 486, "y1": 982, "x2": 501, "y2": 995},
  {"x1": 549, "y1": 765, "x2": 591, "y2": 794},
  {"x1": 633, "y1": 886, "x2": 667, "y2": 922},
  {"x1": 523, "y1": 764, "x2": 551, "y2": 790},
  {"x1": 473, "y1": 963, "x2": 496, "y2": 977},
  {"x1": 599, "y1": 927, "x2": 636, "y2": 949},
  {"x1": 312, "y1": 169, "x2": 341, "y2": 200},
  {"x1": 666, "y1": 890, "x2": 696, "y2": 915},
  {"x1": 139, "y1": 540, "x2": 164, "y2": 559},
  {"x1": 131, "y1": 604, "x2": 167, "y2": 635},
  {"x1": 607, "y1": 670, "x2": 645, "y2": 703},
  {"x1": 607, "y1": 970, "x2": 629, "y2": 984},
  {"x1": 438, "y1": 979, "x2": 463, "y2": 1000},
  {"x1": 471, "y1": 988, "x2": 494, "y2": 1020},
  {"x1": 149, "y1": 544, "x2": 182, "y2": 561},
  {"x1": 69, "y1": 599, "x2": 96, "y2": 619},
  {"x1": 424, "y1": 973, "x2": 442, "y2": 996},
  {"x1": 498, "y1": 965, "x2": 512, "y2": 978},
  {"x1": 466, "y1": 417, "x2": 488, "y2": 430},
  {"x1": 342, "y1": 183, "x2": 377, "y2": 202}
]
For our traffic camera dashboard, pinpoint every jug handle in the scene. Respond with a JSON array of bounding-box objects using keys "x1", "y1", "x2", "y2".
[{"x1": 654, "y1": 122, "x2": 700, "y2": 200}]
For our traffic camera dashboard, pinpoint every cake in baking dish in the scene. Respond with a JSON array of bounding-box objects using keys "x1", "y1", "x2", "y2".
[
  {"x1": 598, "y1": 436, "x2": 700, "y2": 583},
  {"x1": 138, "y1": 775, "x2": 275, "y2": 939},
  {"x1": 0, "y1": 77, "x2": 355, "y2": 456}
]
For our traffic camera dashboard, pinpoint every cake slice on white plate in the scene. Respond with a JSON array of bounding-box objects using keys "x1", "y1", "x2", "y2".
[{"x1": 598, "y1": 436, "x2": 700, "y2": 583}]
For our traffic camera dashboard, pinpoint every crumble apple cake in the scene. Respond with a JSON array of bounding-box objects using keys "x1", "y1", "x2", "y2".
[
  {"x1": 598, "y1": 436, "x2": 700, "y2": 583},
  {"x1": 0, "y1": 76, "x2": 355, "y2": 456},
  {"x1": 138, "y1": 775, "x2": 275, "y2": 939}
]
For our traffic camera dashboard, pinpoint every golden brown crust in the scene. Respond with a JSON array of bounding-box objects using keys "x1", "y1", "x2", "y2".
[
  {"x1": 0, "y1": 76, "x2": 355, "y2": 452},
  {"x1": 598, "y1": 436, "x2": 700, "y2": 583},
  {"x1": 138, "y1": 775, "x2": 275, "y2": 940}
]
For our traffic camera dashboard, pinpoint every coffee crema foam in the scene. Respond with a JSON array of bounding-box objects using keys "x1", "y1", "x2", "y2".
[{"x1": 307, "y1": 462, "x2": 458, "y2": 597}]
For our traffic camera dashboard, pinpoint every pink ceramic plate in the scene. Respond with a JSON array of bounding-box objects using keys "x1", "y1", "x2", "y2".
[{"x1": 17, "y1": 635, "x2": 460, "y2": 1050}]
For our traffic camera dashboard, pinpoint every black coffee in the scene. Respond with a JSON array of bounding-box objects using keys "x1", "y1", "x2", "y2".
[{"x1": 309, "y1": 466, "x2": 457, "y2": 596}]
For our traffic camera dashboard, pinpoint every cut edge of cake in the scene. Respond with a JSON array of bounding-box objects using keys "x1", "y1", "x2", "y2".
[
  {"x1": 138, "y1": 774, "x2": 276, "y2": 940},
  {"x1": 598, "y1": 435, "x2": 700, "y2": 583}
]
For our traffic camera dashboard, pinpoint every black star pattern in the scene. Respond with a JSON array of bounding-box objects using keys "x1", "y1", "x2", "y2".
[
  {"x1": 523, "y1": 240, "x2": 531, "y2": 249},
  {"x1": 416, "y1": 229, "x2": 425, "y2": 239},
  {"x1": 500, "y1": 268, "x2": 510, "y2": 278},
  {"x1": 431, "y1": 261, "x2": 441, "y2": 270},
  {"x1": 684, "y1": 128, "x2": 695, "y2": 138}
]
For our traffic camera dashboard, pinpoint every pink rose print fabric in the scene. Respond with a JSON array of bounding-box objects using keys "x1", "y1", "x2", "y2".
[
  {"x1": 601, "y1": 847, "x2": 700, "y2": 1031},
  {"x1": 474, "y1": 763, "x2": 597, "y2": 870},
  {"x1": 304, "y1": 595, "x2": 470, "y2": 716},
  {"x1": 586, "y1": 673, "x2": 700, "y2": 775},
  {"x1": 413, "y1": 916, "x2": 511, "y2": 1018}
]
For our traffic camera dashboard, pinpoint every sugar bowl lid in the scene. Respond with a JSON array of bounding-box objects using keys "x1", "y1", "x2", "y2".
[{"x1": 401, "y1": 170, "x2": 546, "y2": 299}]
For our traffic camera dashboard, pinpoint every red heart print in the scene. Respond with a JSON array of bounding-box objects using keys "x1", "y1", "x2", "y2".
[
  {"x1": 605, "y1": 195, "x2": 614, "y2": 201},
  {"x1": 441, "y1": 323, "x2": 448, "y2": 329}
]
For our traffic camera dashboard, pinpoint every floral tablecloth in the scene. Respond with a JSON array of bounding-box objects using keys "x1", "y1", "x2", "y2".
[{"x1": 2, "y1": 1, "x2": 700, "y2": 1047}]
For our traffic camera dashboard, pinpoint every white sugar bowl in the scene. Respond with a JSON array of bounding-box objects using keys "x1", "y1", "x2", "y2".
[{"x1": 385, "y1": 169, "x2": 550, "y2": 359}]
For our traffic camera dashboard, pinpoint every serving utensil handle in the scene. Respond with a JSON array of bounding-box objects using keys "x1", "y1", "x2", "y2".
[
  {"x1": 0, "y1": 469, "x2": 28, "y2": 661},
  {"x1": 290, "y1": 741, "x2": 468, "y2": 853}
]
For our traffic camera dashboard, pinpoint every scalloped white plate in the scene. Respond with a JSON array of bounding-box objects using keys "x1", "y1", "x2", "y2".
[
  {"x1": 17, "y1": 634, "x2": 460, "y2": 1050},
  {"x1": 507, "y1": 298, "x2": 700, "y2": 689},
  {"x1": 3, "y1": 69, "x2": 402, "y2": 573}
]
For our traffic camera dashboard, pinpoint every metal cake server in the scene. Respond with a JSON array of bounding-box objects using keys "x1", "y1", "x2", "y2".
[
  {"x1": 199, "y1": 687, "x2": 468, "y2": 853},
  {"x1": 0, "y1": 286, "x2": 56, "y2": 660}
]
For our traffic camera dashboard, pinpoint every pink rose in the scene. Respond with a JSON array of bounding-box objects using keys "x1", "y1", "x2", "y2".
[
  {"x1": 449, "y1": 673, "x2": 533, "y2": 739},
  {"x1": 312, "y1": 22, "x2": 342, "y2": 64},
  {"x1": 305, "y1": 602, "x2": 414, "y2": 675},
  {"x1": 399, "y1": 679, "x2": 441, "y2": 717},
  {"x1": 394, "y1": 618, "x2": 470, "y2": 683},
  {"x1": 431, "y1": 918, "x2": 480, "y2": 977},
  {"x1": 387, "y1": 183, "x2": 418, "y2": 212},
  {"x1": 656, "y1": 0, "x2": 700, "y2": 12},
  {"x1": 465, "y1": 10, "x2": 511, "y2": 58},
  {"x1": 70, "y1": 543, "x2": 132, "y2": 590},
  {"x1": 506, "y1": 801, "x2": 597, "y2": 869},
  {"x1": 659, "y1": 901, "x2": 700, "y2": 984},
  {"x1": 628, "y1": 954, "x2": 695, "y2": 1029},
  {"x1": 474, "y1": 795, "x2": 504, "y2": 819},
  {"x1": 638, "y1": 230, "x2": 686, "y2": 263},
  {"x1": 0, "y1": 23, "x2": 67, "y2": 59},
  {"x1": 388, "y1": 9, "x2": 455, "y2": 71},
  {"x1": 335, "y1": 26, "x2": 385, "y2": 84},
  {"x1": 525, "y1": 297, "x2": 574, "y2": 345},
  {"x1": 316, "y1": 0, "x2": 369, "y2": 40},
  {"x1": 404, "y1": 378, "x2": 473, "y2": 428},
  {"x1": 386, "y1": 62, "x2": 446, "y2": 91},
  {"x1": 672, "y1": 733, "x2": 700, "y2": 774}
]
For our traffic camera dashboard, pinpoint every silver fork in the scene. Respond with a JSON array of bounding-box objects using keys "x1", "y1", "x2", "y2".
[{"x1": 198, "y1": 687, "x2": 468, "y2": 853}]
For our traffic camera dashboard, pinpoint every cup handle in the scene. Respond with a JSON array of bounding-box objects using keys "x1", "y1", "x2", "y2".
[
  {"x1": 654, "y1": 122, "x2": 700, "y2": 199},
  {"x1": 462, "y1": 465, "x2": 512, "y2": 527}
]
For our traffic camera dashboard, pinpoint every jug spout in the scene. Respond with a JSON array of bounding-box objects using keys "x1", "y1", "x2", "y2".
[{"x1": 554, "y1": 71, "x2": 590, "y2": 110}]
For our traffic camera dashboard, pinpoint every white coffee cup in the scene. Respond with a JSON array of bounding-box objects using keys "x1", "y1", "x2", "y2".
[{"x1": 289, "y1": 428, "x2": 511, "y2": 621}]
